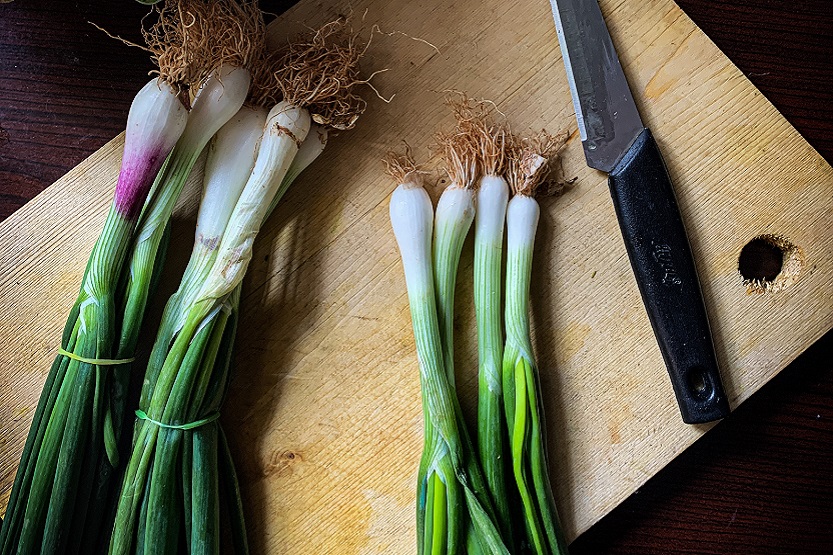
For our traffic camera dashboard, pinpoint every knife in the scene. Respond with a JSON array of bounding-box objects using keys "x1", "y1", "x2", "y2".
[{"x1": 549, "y1": 0, "x2": 730, "y2": 424}]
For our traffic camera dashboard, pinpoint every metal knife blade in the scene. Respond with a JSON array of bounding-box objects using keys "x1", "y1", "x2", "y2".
[
  {"x1": 549, "y1": 0, "x2": 644, "y2": 172},
  {"x1": 548, "y1": 0, "x2": 731, "y2": 424}
]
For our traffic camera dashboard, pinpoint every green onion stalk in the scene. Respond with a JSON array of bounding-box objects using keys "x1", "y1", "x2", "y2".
[
  {"x1": 433, "y1": 137, "x2": 475, "y2": 389},
  {"x1": 502, "y1": 134, "x2": 570, "y2": 555},
  {"x1": 386, "y1": 150, "x2": 508, "y2": 555},
  {"x1": 471, "y1": 119, "x2": 514, "y2": 546},
  {"x1": 110, "y1": 21, "x2": 363, "y2": 553},
  {"x1": 0, "y1": 29, "x2": 200, "y2": 553}
]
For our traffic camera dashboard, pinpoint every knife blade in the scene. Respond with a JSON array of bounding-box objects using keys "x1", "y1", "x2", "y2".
[{"x1": 549, "y1": 0, "x2": 730, "y2": 424}]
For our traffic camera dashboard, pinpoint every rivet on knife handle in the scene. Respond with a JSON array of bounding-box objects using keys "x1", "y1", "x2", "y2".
[{"x1": 609, "y1": 128, "x2": 729, "y2": 424}]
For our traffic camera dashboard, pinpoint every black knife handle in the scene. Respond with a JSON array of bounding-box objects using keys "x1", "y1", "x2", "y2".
[{"x1": 608, "y1": 128, "x2": 730, "y2": 424}]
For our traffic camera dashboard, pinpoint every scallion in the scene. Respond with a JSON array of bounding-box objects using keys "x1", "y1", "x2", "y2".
[
  {"x1": 502, "y1": 132, "x2": 571, "y2": 555},
  {"x1": 468, "y1": 108, "x2": 514, "y2": 547}
]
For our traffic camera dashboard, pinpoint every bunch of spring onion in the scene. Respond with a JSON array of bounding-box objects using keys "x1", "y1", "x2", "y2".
[
  {"x1": 501, "y1": 132, "x2": 571, "y2": 555},
  {"x1": 387, "y1": 143, "x2": 508, "y2": 555},
  {"x1": 0, "y1": 4, "x2": 212, "y2": 552},
  {"x1": 94, "y1": 1, "x2": 264, "y2": 548},
  {"x1": 109, "y1": 21, "x2": 365, "y2": 554},
  {"x1": 388, "y1": 93, "x2": 576, "y2": 553}
]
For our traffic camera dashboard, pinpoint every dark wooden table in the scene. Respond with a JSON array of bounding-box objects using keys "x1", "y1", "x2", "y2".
[{"x1": 1, "y1": 1, "x2": 831, "y2": 553}]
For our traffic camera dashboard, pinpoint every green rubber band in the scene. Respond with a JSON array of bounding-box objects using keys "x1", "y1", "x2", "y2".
[
  {"x1": 135, "y1": 409, "x2": 220, "y2": 431},
  {"x1": 58, "y1": 347, "x2": 135, "y2": 366}
]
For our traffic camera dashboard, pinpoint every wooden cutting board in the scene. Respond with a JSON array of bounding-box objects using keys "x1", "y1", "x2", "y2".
[{"x1": 1, "y1": 0, "x2": 831, "y2": 552}]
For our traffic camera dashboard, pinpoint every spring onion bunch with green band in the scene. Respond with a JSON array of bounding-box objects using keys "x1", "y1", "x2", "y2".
[
  {"x1": 502, "y1": 132, "x2": 571, "y2": 555},
  {"x1": 0, "y1": 4, "x2": 228, "y2": 551},
  {"x1": 112, "y1": 100, "x2": 273, "y2": 553},
  {"x1": 109, "y1": 105, "x2": 263, "y2": 555},
  {"x1": 82, "y1": 4, "x2": 264, "y2": 550},
  {"x1": 387, "y1": 150, "x2": 508, "y2": 555},
  {"x1": 109, "y1": 21, "x2": 365, "y2": 554}
]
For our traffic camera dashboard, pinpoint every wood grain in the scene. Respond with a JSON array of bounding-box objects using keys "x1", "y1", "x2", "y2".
[{"x1": 0, "y1": 0, "x2": 831, "y2": 553}]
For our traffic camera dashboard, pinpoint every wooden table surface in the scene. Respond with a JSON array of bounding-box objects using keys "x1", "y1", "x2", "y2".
[{"x1": 1, "y1": 1, "x2": 831, "y2": 553}]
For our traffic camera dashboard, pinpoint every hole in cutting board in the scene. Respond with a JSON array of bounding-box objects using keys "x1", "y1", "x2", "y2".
[
  {"x1": 738, "y1": 234, "x2": 805, "y2": 294},
  {"x1": 739, "y1": 238, "x2": 783, "y2": 281}
]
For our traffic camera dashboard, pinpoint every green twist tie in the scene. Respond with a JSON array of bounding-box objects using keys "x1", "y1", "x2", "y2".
[
  {"x1": 58, "y1": 347, "x2": 135, "y2": 366},
  {"x1": 135, "y1": 409, "x2": 220, "y2": 431}
]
